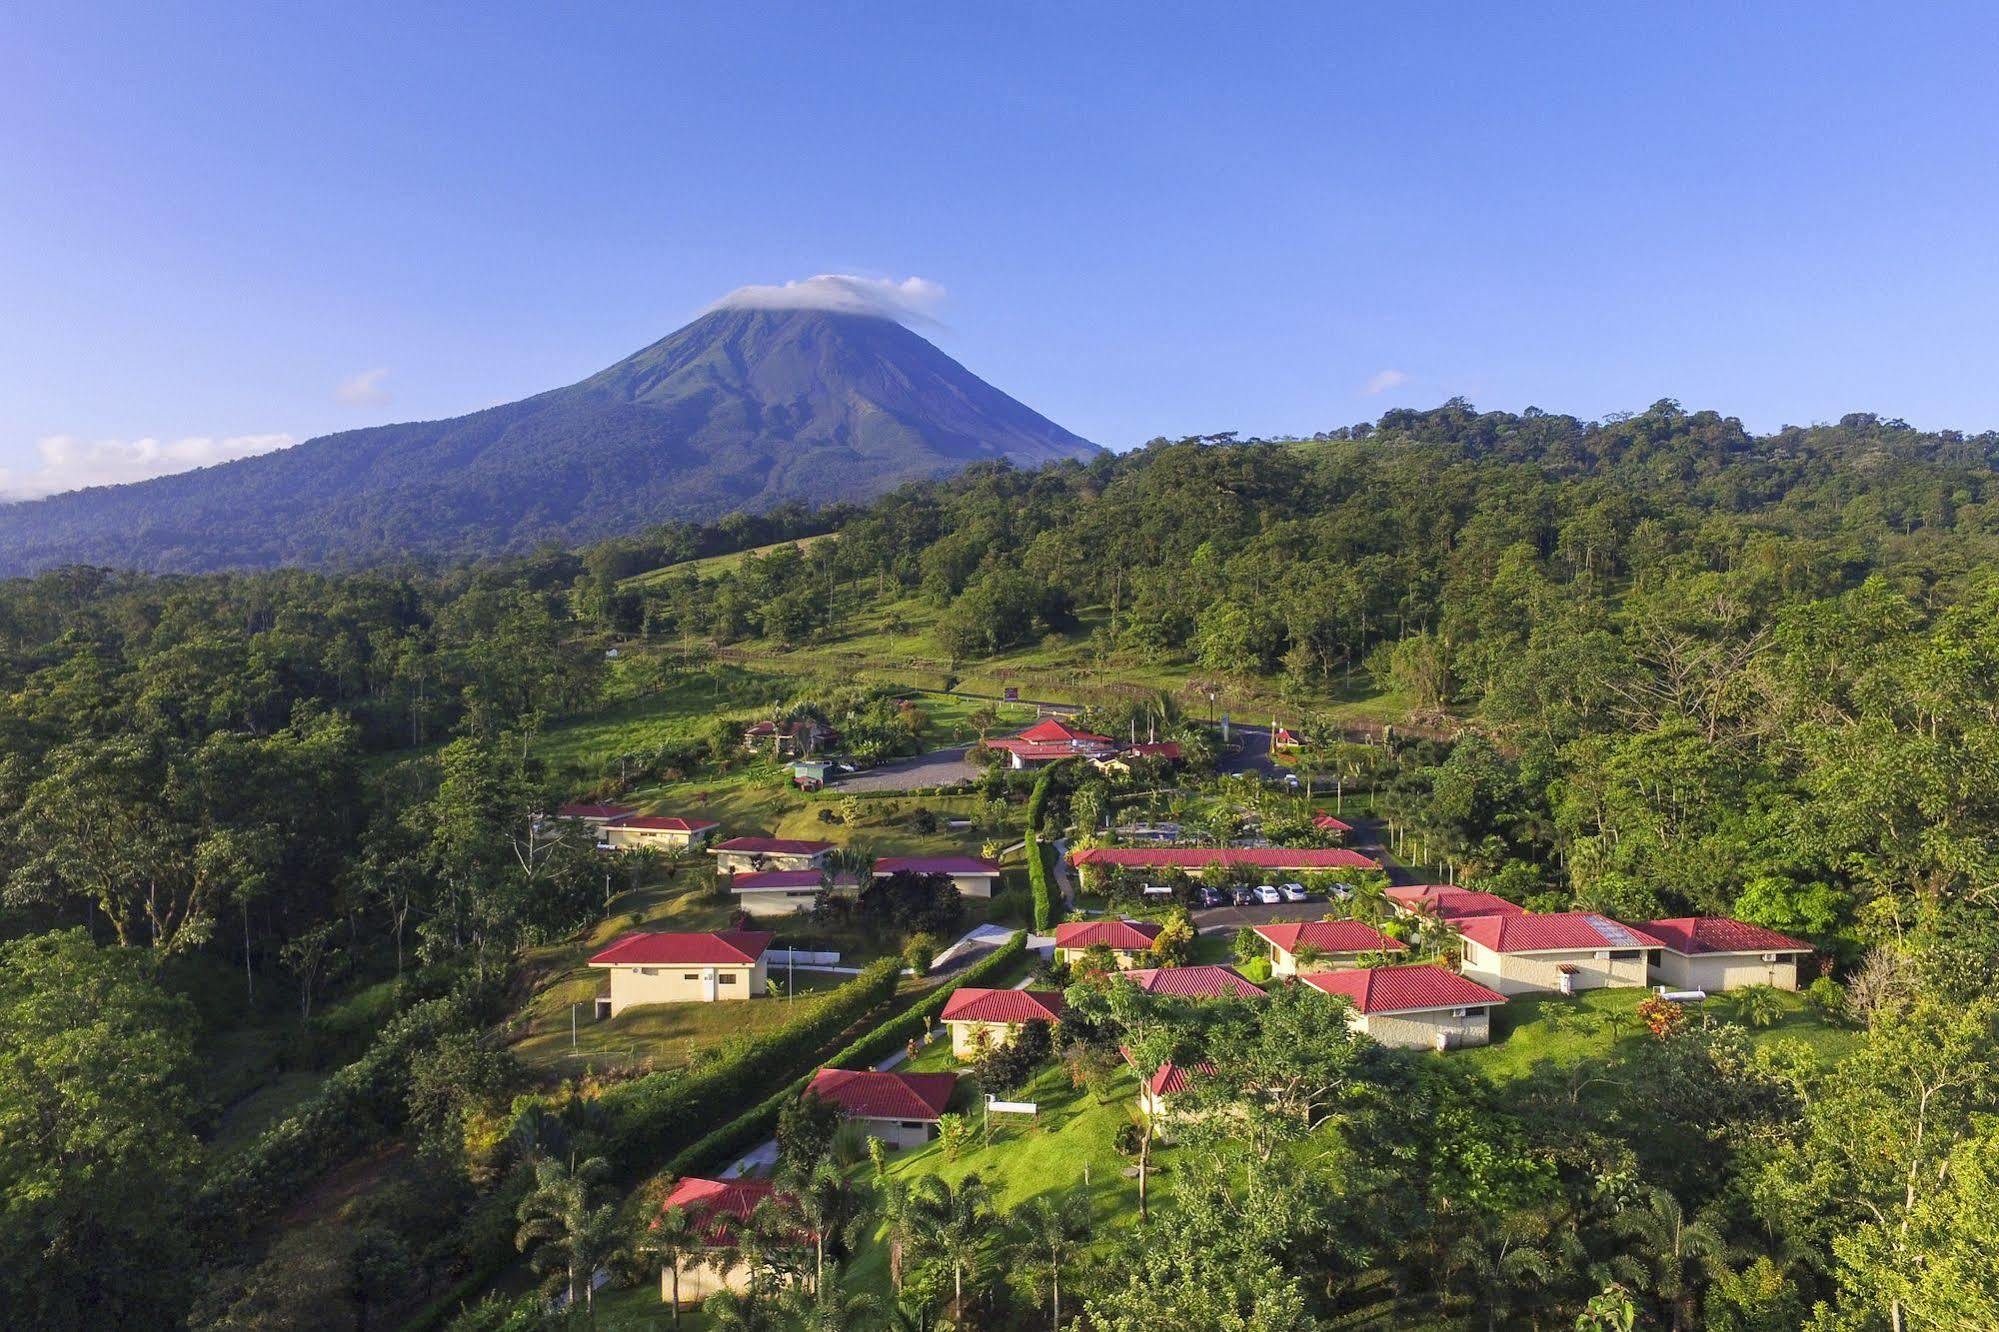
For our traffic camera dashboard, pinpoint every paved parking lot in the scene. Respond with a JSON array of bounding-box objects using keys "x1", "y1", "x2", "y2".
[{"x1": 830, "y1": 745, "x2": 979, "y2": 792}]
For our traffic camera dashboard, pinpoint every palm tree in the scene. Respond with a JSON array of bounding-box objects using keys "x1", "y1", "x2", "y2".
[
  {"x1": 515, "y1": 1155, "x2": 625, "y2": 1317},
  {"x1": 1731, "y1": 983, "x2": 1783, "y2": 1028},
  {"x1": 911, "y1": 1172, "x2": 997, "y2": 1321},
  {"x1": 1612, "y1": 1186, "x2": 1727, "y2": 1332},
  {"x1": 645, "y1": 1203, "x2": 705, "y2": 1325},
  {"x1": 779, "y1": 1269, "x2": 883, "y2": 1331},
  {"x1": 1445, "y1": 1209, "x2": 1558, "y2": 1332},
  {"x1": 877, "y1": 1177, "x2": 922, "y2": 1294},
  {"x1": 702, "y1": 1286, "x2": 771, "y2": 1332},
  {"x1": 781, "y1": 1158, "x2": 868, "y2": 1294},
  {"x1": 1013, "y1": 1191, "x2": 1092, "y2": 1329}
]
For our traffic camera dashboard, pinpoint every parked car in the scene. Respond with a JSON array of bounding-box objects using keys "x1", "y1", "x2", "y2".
[
  {"x1": 1279, "y1": 882, "x2": 1310, "y2": 903},
  {"x1": 1230, "y1": 886, "x2": 1256, "y2": 907},
  {"x1": 1329, "y1": 881, "x2": 1355, "y2": 901},
  {"x1": 1194, "y1": 886, "x2": 1226, "y2": 909},
  {"x1": 1253, "y1": 884, "x2": 1282, "y2": 905}
]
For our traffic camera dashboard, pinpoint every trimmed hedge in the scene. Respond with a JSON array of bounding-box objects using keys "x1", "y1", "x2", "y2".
[
  {"x1": 664, "y1": 930, "x2": 1029, "y2": 1178},
  {"x1": 597, "y1": 957, "x2": 902, "y2": 1176},
  {"x1": 1025, "y1": 760, "x2": 1072, "y2": 931}
]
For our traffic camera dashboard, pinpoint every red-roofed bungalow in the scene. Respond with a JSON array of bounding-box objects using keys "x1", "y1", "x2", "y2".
[
  {"x1": 873, "y1": 855, "x2": 1003, "y2": 898},
  {"x1": 1639, "y1": 917, "x2": 1814, "y2": 992},
  {"x1": 588, "y1": 930, "x2": 773, "y2": 1012},
  {"x1": 602, "y1": 813, "x2": 722, "y2": 852},
  {"x1": 1052, "y1": 918, "x2": 1164, "y2": 968},
  {"x1": 1301, "y1": 964, "x2": 1507, "y2": 1050},
  {"x1": 709, "y1": 836, "x2": 836, "y2": 873},
  {"x1": 656, "y1": 1176, "x2": 788, "y2": 1305},
  {"x1": 805, "y1": 1068, "x2": 959, "y2": 1149},
  {"x1": 1386, "y1": 884, "x2": 1528, "y2": 923},
  {"x1": 1122, "y1": 963, "x2": 1266, "y2": 1000},
  {"x1": 939, "y1": 987, "x2": 1066, "y2": 1057},
  {"x1": 1252, "y1": 920, "x2": 1406, "y2": 977},
  {"x1": 984, "y1": 716, "x2": 1119, "y2": 768}
]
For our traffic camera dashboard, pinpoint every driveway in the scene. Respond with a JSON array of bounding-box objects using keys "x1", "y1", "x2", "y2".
[
  {"x1": 1192, "y1": 900, "x2": 1337, "y2": 933},
  {"x1": 832, "y1": 745, "x2": 978, "y2": 792}
]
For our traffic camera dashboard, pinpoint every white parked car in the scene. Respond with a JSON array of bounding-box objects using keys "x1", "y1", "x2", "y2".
[
  {"x1": 1252, "y1": 884, "x2": 1282, "y2": 905},
  {"x1": 1279, "y1": 882, "x2": 1309, "y2": 903}
]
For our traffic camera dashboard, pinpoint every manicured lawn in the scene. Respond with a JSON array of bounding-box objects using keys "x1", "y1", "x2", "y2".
[
  {"x1": 1461, "y1": 985, "x2": 1858, "y2": 1083},
  {"x1": 843, "y1": 1059, "x2": 1152, "y2": 1294},
  {"x1": 511, "y1": 975, "x2": 848, "y2": 1073}
]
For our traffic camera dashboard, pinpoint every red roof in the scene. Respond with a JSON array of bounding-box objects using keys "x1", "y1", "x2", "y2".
[
  {"x1": 1386, "y1": 885, "x2": 1528, "y2": 921},
  {"x1": 988, "y1": 739, "x2": 1117, "y2": 761},
  {"x1": 1639, "y1": 917, "x2": 1812, "y2": 956},
  {"x1": 557, "y1": 802, "x2": 636, "y2": 820},
  {"x1": 711, "y1": 837, "x2": 835, "y2": 856},
  {"x1": 1123, "y1": 964, "x2": 1265, "y2": 999},
  {"x1": 1311, "y1": 812, "x2": 1353, "y2": 833},
  {"x1": 940, "y1": 988, "x2": 1067, "y2": 1024},
  {"x1": 1302, "y1": 964, "x2": 1507, "y2": 1015},
  {"x1": 588, "y1": 930, "x2": 773, "y2": 966},
  {"x1": 874, "y1": 856, "x2": 1001, "y2": 877},
  {"x1": 1053, "y1": 918, "x2": 1164, "y2": 951},
  {"x1": 660, "y1": 1177, "x2": 778, "y2": 1246},
  {"x1": 806, "y1": 1068, "x2": 957, "y2": 1121},
  {"x1": 1455, "y1": 913, "x2": 1664, "y2": 954},
  {"x1": 744, "y1": 721, "x2": 779, "y2": 736},
  {"x1": 1124, "y1": 742, "x2": 1184, "y2": 760},
  {"x1": 730, "y1": 869, "x2": 827, "y2": 891},
  {"x1": 615, "y1": 815, "x2": 720, "y2": 833},
  {"x1": 1253, "y1": 920, "x2": 1406, "y2": 956},
  {"x1": 1120, "y1": 1047, "x2": 1214, "y2": 1096},
  {"x1": 1017, "y1": 717, "x2": 1115, "y2": 745},
  {"x1": 1070, "y1": 847, "x2": 1379, "y2": 871}
]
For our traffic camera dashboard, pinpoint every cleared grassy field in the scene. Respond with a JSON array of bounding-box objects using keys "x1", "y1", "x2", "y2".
[{"x1": 619, "y1": 534, "x2": 840, "y2": 589}]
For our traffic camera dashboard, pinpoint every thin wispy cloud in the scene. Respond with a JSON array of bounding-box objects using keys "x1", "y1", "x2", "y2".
[
  {"x1": 1363, "y1": 368, "x2": 1410, "y2": 395},
  {"x1": 709, "y1": 274, "x2": 946, "y2": 326},
  {"x1": 0, "y1": 433, "x2": 297, "y2": 500},
  {"x1": 336, "y1": 367, "x2": 392, "y2": 407}
]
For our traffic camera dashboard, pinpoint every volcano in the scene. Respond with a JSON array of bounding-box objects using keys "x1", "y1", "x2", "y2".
[{"x1": 0, "y1": 306, "x2": 1100, "y2": 573}]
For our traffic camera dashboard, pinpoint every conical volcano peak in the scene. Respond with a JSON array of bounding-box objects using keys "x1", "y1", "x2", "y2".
[{"x1": 0, "y1": 291, "x2": 1100, "y2": 574}]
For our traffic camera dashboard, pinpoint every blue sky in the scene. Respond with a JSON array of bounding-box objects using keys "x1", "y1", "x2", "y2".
[{"x1": 2, "y1": 3, "x2": 1995, "y2": 494}]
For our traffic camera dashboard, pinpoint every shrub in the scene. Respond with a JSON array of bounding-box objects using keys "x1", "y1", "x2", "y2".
[
  {"x1": 1113, "y1": 1121, "x2": 1144, "y2": 1157},
  {"x1": 938, "y1": 1112, "x2": 975, "y2": 1160},
  {"x1": 1805, "y1": 975, "x2": 1848, "y2": 1022}
]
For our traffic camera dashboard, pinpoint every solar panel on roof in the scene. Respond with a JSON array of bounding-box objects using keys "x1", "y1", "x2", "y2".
[{"x1": 1588, "y1": 916, "x2": 1644, "y2": 946}]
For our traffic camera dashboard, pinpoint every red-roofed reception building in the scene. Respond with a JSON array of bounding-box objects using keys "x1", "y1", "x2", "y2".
[
  {"x1": 805, "y1": 1068, "x2": 958, "y2": 1149},
  {"x1": 1053, "y1": 918, "x2": 1164, "y2": 968},
  {"x1": 602, "y1": 814, "x2": 722, "y2": 852},
  {"x1": 656, "y1": 1176, "x2": 788, "y2": 1304},
  {"x1": 588, "y1": 930, "x2": 773, "y2": 1012},
  {"x1": 940, "y1": 987, "x2": 1066, "y2": 1057},
  {"x1": 556, "y1": 801, "x2": 638, "y2": 826},
  {"x1": 709, "y1": 836, "x2": 837, "y2": 874},
  {"x1": 1640, "y1": 918, "x2": 1814, "y2": 991},
  {"x1": 1252, "y1": 920, "x2": 1406, "y2": 977},
  {"x1": 1311, "y1": 811, "x2": 1353, "y2": 839},
  {"x1": 984, "y1": 716, "x2": 1120, "y2": 768},
  {"x1": 1122, "y1": 964, "x2": 1266, "y2": 1000},
  {"x1": 1455, "y1": 914, "x2": 1665, "y2": 996},
  {"x1": 1302, "y1": 965, "x2": 1508, "y2": 1049},
  {"x1": 874, "y1": 855, "x2": 1003, "y2": 899}
]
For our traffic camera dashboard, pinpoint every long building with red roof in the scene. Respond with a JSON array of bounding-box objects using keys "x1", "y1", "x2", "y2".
[
  {"x1": 1455, "y1": 913, "x2": 1664, "y2": 996},
  {"x1": 1385, "y1": 884, "x2": 1527, "y2": 922},
  {"x1": 588, "y1": 930, "x2": 773, "y2": 1012},
  {"x1": 1301, "y1": 964, "x2": 1507, "y2": 1049},
  {"x1": 873, "y1": 854, "x2": 1003, "y2": 898},
  {"x1": 709, "y1": 836, "x2": 837, "y2": 872},
  {"x1": 1068, "y1": 846, "x2": 1379, "y2": 882}
]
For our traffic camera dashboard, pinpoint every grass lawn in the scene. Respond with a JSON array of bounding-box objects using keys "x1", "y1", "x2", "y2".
[
  {"x1": 842, "y1": 1059, "x2": 1153, "y2": 1295},
  {"x1": 1460, "y1": 985, "x2": 1859, "y2": 1083},
  {"x1": 511, "y1": 973, "x2": 850, "y2": 1073}
]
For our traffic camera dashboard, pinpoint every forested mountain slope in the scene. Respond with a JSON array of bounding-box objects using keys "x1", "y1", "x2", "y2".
[{"x1": 0, "y1": 307, "x2": 1099, "y2": 574}]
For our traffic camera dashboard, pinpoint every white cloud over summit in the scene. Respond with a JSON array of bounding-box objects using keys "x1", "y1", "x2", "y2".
[
  {"x1": 0, "y1": 432, "x2": 297, "y2": 499},
  {"x1": 709, "y1": 274, "x2": 946, "y2": 326}
]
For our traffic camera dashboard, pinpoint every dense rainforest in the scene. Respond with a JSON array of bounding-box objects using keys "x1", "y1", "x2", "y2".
[{"x1": 5, "y1": 397, "x2": 1999, "y2": 1330}]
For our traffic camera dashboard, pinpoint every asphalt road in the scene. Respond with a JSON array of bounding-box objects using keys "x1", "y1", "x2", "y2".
[{"x1": 831, "y1": 745, "x2": 979, "y2": 792}]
